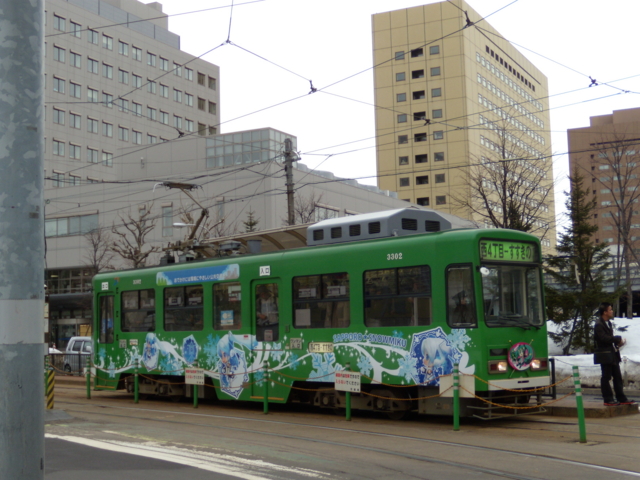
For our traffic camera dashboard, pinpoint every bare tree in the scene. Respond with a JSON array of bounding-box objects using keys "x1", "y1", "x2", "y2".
[
  {"x1": 285, "y1": 191, "x2": 325, "y2": 225},
  {"x1": 178, "y1": 204, "x2": 238, "y2": 240},
  {"x1": 586, "y1": 132, "x2": 640, "y2": 317},
  {"x1": 83, "y1": 228, "x2": 114, "y2": 274},
  {"x1": 452, "y1": 117, "x2": 554, "y2": 241},
  {"x1": 111, "y1": 204, "x2": 161, "y2": 268}
]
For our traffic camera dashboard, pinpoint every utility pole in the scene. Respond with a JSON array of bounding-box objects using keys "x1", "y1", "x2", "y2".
[
  {"x1": 284, "y1": 139, "x2": 299, "y2": 226},
  {"x1": 0, "y1": 1, "x2": 45, "y2": 478}
]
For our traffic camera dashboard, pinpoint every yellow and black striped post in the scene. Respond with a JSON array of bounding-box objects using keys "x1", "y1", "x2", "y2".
[{"x1": 45, "y1": 358, "x2": 55, "y2": 410}]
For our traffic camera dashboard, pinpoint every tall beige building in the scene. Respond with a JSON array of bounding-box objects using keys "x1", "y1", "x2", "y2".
[{"x1": 372, "y1": 0, "x2": 555, "y2": 250}]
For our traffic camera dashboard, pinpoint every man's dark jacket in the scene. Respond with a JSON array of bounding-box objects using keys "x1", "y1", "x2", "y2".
[{"x1": 594, "y1": 317, "x2": 622, "y2": 362}]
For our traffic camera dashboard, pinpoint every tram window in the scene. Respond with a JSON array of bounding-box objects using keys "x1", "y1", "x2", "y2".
[
  {"x1": 214, "y1": 282, "x2": 242, "y2": 330},
  {"x1": 99, "y1": 295, "x2": 114, "y2": 343},
  {"x1": 164, "y1": 285, "x2": 203, "y2": 331},
  {"x1": 256, "y1": 283, "x2": 279, "y2": 341},
  {"x1": 446, "y1": 265, "x2": 477, "y2": 328},
  {"x1": 121, "y1": 289, "x2": 155, "y2": 332},
  {"x1": 364, "y1": 266, "x2": 431, "y2": 327},
  {"x1": 293, "y1": 273, "x2": 350, "y2": 329}
]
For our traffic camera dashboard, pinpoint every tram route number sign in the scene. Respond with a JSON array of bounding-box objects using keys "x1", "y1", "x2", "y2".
[
  {"x1": 335, "y1": 371, "x2": 361, "y2": 393},
  {"x1": 185, "y1": 368, "x2": 204, "y2": 385},
  {"x1": 308, "y1": 342, "x2": 333, "y2": 354},
  {"x1": 480, "y1": 240, "x2": 535, "y2": 263}
]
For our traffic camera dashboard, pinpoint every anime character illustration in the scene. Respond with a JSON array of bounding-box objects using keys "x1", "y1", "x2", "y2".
[
  {"x1": 410, "y1": 327, "x2": 463, "y2": 386},
  {"x1": 142, "y1": 333, "x2": 160, "y2": 370},
  {"x1": 216, "y1": 332, "x2": 249, "y2": 399},
  {"x1": 508, "y1": 342, "x2": 534, "y2": 371}
]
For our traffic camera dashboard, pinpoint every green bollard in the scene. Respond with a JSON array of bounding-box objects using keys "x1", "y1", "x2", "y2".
[
  {"x1": 263, "y1": 361, "x2": 269, "y2": 415},
  {"x1": 193, "y1": 361, "x2": 198, "y2": 409},
  {"x1": 572, "y1": 365, "x2": 587, "y2": 443},
  {"x1": 345, "y1": 363, "x2": 351, "y2": 421},
  {"x1": 134, "y1": 359, "x2": 139, "y2": 404},
  {"x1": 86, "y1": 356, "x2": 91, "y2": 399},
  {"x1": 453, "y1": 364, "x2": 460, "y2": 431}
]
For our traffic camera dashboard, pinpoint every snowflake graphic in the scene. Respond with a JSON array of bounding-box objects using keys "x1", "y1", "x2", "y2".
[
  {"x1": 288, "y1": 353, "x2": 299, "y2": 371},
  {"x1": 398, "y1": 354, "x2": 415, "y2": 383},
  {"x1": 254, "y1": 370, "x2": 264, "y2": 386},
  {"x1": 447, "y1": 329, "x2": 471, "y2": 351},
  {"x1": 357, "y1": 355, "x2": 373, "y2": 377},
  {"x1": 107, "y1": 359, "x2": 116, "y2": 379},
  {"x1": 159, "y1": 352, "x2": 182, "y2": 374},
  {"x1": 98, "y1": 346, "x2": 106, "y2": 362},
  {"x1": 392, "y1": 330, "x2": 404, "y2": 338},
  {"x1": 203, "y1": 334, "x2": 221, "y2": 367},
  {"x1": 270, "y1": 342, "x2": 284, "y2": 362},
  {"x1": 309, "y1": 353, "x2": 336, "y2": 381}
]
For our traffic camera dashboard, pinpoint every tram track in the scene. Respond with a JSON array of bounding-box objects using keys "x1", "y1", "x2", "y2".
[{"x1": 51, "y1": 399, "x2": 640, "y2": 479}]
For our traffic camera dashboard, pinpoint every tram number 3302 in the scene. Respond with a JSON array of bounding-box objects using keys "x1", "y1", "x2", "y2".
[{"x1": 387, "y1": 253, "x2": 403, "y2": 261}]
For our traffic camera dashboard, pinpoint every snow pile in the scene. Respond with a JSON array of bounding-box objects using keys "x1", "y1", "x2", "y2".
[{"x1": 548, "y1": 318, "x2": 640, "y2": 388}]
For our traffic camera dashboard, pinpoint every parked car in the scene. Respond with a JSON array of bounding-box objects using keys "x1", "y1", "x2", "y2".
[{"x1": 63, "y1": 336, "x2": 92, "y2": 375}]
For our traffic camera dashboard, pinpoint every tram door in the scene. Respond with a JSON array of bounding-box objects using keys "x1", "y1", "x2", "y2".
[
  {"x1": 95, "y1": 294, "x2": 114, "y2": 388},
  {"x1": 252, "y1": 280, "x2": 282, "y2": 399}
]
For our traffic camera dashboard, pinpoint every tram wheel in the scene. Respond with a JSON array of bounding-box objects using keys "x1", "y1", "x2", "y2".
[{"x1": 371, "y1": 389, "x2": 410, "y2": 420}]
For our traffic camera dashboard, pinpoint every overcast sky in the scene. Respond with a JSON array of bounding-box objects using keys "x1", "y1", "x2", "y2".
[{"x1": 143, "y1": 0, "x2": 640, "y2": 230}]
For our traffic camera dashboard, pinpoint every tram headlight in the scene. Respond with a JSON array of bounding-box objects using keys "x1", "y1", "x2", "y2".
[
  {"x1": 488, "y1": 360, "x2": 508, "y2": 374},
  {"x1": 530, "y1": 358, "x2": 548, "y2": 371}
]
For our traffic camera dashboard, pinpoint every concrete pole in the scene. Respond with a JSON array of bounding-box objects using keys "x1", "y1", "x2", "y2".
[
  {"x1": 284, "y1": 139, "x2": 295, "y2": 226},
  {"x1": 0, "y1": 1, "x2": 45, "y2": 478}
]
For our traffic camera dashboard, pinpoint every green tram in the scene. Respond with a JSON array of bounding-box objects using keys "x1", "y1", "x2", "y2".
[{"x1": 92, "y1": 209, "x2": 550, "y2": 418}]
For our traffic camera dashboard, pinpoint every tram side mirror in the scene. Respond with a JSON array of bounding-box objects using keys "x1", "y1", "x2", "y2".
[{"x1": 479, "y1": 267, "x2": 490, "y2": 277}]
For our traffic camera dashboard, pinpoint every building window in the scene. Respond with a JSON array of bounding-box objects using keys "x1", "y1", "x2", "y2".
[
  {"x1": 436, "y1": 195, "x2": 446, "y2": 205},
  {"x1": 102, "y1": 92, "x2": 113, "y2": 108},
  {"x1": 397, "y1": 93, "x2": 406, "y2": 102},
  {"x1": 398, "y1": 135, "x2": 408, "y2": 144},
  {"x1": 102, "y1": 151, "x2": 113, "y2": 167},
  {"x1": 208, "y1": 126, "x2": 216, "y2": 135},
  {"x1": 87, "y1": 58, "x2": 98, "y2": 74},
  {"x1": 414, "y1": 133, "x2": 427, "y2": 142},
  {"x1": 102, "y1": 35, "x2": 113, "y2": 50},
  {"x1": 162, "y1": 206, "x2": 173, "y2": 237},
  {"x1": 173, "y1": 89, "x2": 182, "y2": 103},
  {"x1": 118, "y1": 98, "x2": 129, "y2": 113},
  {"x1": 102, "y1": 122, "x2": 113, "y2": 137},
  {"x1": 417, "y1": 197, "x2": 430, "y2": 206},
  {"x1": 160, "y1": 84, "x2": 169, "y2": 98},
  {"x1": 87, "y1": 88, "x2": 98, "y2": 103},
  {"x1": 147, "y1": 80, "x2": 156, "y2": 93},
  {"x1": 118, "y1": 126, "x2": 129, "y2": 141},
  {"x1": 53, "y1": 77, "x2": 65, "y2": 93},
  {"x1": 45, "y1": 216, "x2": 98, "y2": 239},
  {"x1": 208, "y1": 101, "x2": 217, "y2": 115},
  {"x1": 70, "y1": 21, "x2": 81, "y2": 37},
  {"x1": 147, "y1": 52, "x2": 156, "y2": 66},
  {"x1": 173, "y1": 115, "x2": 182, "y2": 129},
  {"x1": 197, "y1": 72, "x2": 206, "y2": 85},
  {"x1": 399, "y1": 177, "x2": 410, "y2": 187},
  {"x1": 52, "y1": 171, "x2": 64, "y2": 188},
  {"x1": 413, "y1": 90, "x2": 425, "y2": 100},
  {"x1": 160, "y1": 111, "x2": 169, "y2": 125},
  {"x1": 69, "y1": 144, "x2": 81, "y2": 160},
  {"x1": 87, "y1": 148, "x2": 98, "y2": 163},
  {"x1": 87, "y1": 118, "x2": 98, "y2": 133},
  {"x1": 186, "y1": 119, "x2": 194, "y2": 132},
  {"x1": 432, "y1": 109, "x2": 443, "y2": 119},
  {"x1": 53, "y1": 45, "x2": 65, "y2": 63},
  {"x1": 132, "y1": 130, "x2": 142, "y2": 145},
  {"x1": 102, "y1": 63, "x2": 113, "y2": 79},
  {"x1": 53, "y1": 108, "x2": 65, "y2": 125},
  {"x1": 88, "y1": 29, "x2": 98, "y2": 45},
  {"x1": 431, "y1": 88, "x2": 442, "y2": 97},
  {"x1": 160, "y1": 57, "x2": 168, "y2": 71},
  {"x1": 147, "y1": 134, "x2": 157, "y2": 144},
  {"x1": 87, "y1": 177, "x2": 100, "y2": 184},
  {"x1": 396, "y1": 72, "x2": 406, "y2": 82},
  {"x1": 133, "y1": 74, "x2": 142, "y2": 88},
  {"x1": 147, "y1": 107, "x2": 157, "y2": 121},
  {"x1": 435, "y1": 174, "x2": 445, "y2": 183},
  {"x1": 315, "y1": 205, "x2": 339, "y2": 222},
  {"x1": 119, "y1": 69, "x2": 129, "y2": 84},
  {"x1": 53, "y1": 15, "x2": 66, "y2": 32},
  {"x1": 119, "y1": 41, "x2": 129, "y2": 56},
  {"x1": 198, "y1": 97, "x2": 206, "y2": 111},
  {"x1": 70, "y1": 52, "x2": 81, "y2": 68},
  {"x1": 185, "y1": 68, "x2": 193, "y2": 81},
  {"x1": 411, "y1": 48, "x2": 423, "y2": 58},
  {"x1": 53, "y1": 140, "x2": 65, "y2": 157},
  {"x1": 208, "y1": 76, "x2": 216, "y2": 90},
  {"x1": 174, "y1": 63, "x2": 182, "y2": 77},
  {"x1": 132, "y1": 102, "x2": 142, "y2": 117},
  {"x1": 70, "y1": 175, "x2": 81, "y2": 186},
  {"x1": 198, "y1": 123, "x2": 206, "y2": 136},
  {"x1": 70, "y1": 113, "x2": 81, "y2": 129},
  {"x1": 395, "y1": 51, "x2": 405, "y2": 60},
  {"x1": 413, "y1": 111, "x2": 426, "y2": 121},
  {"x1": 416, "y1": 175, "x2": 429, "y2": 185},
  {"x1": 399, "y1": 156, "x2": 409, "y2": 165},
  {"x1": 430, "y1": 67, "x2": 441, "y2": 76},
  {"x1": 185, "y1": 93, "x2": 194, "y2": 106},
  {"x1": 70, "y1": 82, "x2": 81, "y2": 98},
  {"x1": 433, "y1": 131, "x2": 444, "y2": 140},
  {"x1": 397, "y1": 114, "x2": 407, "y2": 123},
  {"x1": 412, "y1": 70, "x2": 424, "y2": 79},
  {"x1": 434, "y1": 152, "x2": 445, "y2": 162},
  {"x1": 415, "y1": 154, "x2": 428, "y2": 163},
  {"x1": 132, "y1": 46, "x2": 142, "y2": 61}
]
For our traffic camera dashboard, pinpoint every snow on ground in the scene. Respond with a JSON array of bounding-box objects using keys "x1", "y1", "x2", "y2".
[{"x1": 548, "y1": 318, "x2": 640, "y2": 388}]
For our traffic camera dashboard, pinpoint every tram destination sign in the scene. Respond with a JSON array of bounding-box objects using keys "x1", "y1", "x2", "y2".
[
  {"x1": 480, "y1": 240, "x2": 536, "y2": 263},
  {"x1": 335, "y1": 371, "x2": 361, "y2": 393}
]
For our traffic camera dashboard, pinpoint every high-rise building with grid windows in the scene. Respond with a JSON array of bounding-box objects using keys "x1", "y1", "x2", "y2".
[{"x1": 372, "y1": 0, "x2": 556, "y2": 251}]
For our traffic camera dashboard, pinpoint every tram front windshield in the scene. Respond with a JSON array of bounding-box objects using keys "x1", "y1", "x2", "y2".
[{"x1": 481, "y1": 264, "x2": 543, "y2": 328}]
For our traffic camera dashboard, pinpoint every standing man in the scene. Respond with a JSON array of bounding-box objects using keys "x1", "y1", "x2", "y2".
[{"x1": 594, "y1": 303, "x2": 635, "y2": 406}]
